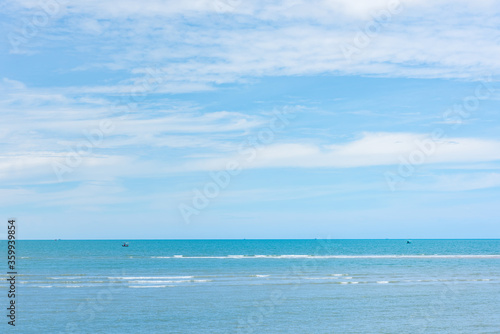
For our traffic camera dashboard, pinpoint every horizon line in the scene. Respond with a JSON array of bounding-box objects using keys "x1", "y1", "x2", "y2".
[{"x1": 6, "y1": 238, "x2": 500, "y2": 241}]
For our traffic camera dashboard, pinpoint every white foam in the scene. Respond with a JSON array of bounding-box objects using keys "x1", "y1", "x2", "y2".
[
  {"x1": 129, "y1": 280, "x2": 189, "y2": 284},
  {"x1": 49, "y1": 276, "x2": 85, "y2": 279},
  {"x1": 109, "y1": 276, "x2": 193, "y2": 280},
  {"x1": 304, "y1": 277, "x2": 341, "y2": 280},
  {"x1": 278, "y1": 255, "x2": 311, "y2": 259},
  {"x1": 129, "y1": 285, "x2": 168, "y2": 288},
  {"x1": 377, "y1": 281, "x2": 389, "y2": 284},
  {"x1": 151, "y1": 254, "x2": 500, "y2": 259}
]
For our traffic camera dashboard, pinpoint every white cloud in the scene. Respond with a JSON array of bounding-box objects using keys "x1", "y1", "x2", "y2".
[
  {"x1": 2, "y1": 77, "x2": 26, "y2": 89},
  {"x1": 187, "y1": 132, "x2": 500, "y2": 170},
  {"x1": 7, "y1": 132, "x2": 500, "y2": 185},
  {"x1": 0, "y1": 78, "x2": 268, "y2": 154},
  {"x1": 6, "y1": 0, "x2": 500, "y2": 86},
  {"x1": 11, "y1": 0, "x2": 495, "y2": 20},
  {"x1": 401, "y1": 172, "x2": 500, "y2": 191}
]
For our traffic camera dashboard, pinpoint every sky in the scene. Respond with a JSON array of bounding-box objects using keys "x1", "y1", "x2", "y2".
[{"x1": 1, "y1": 0, "x2": 500, "y2": 239}]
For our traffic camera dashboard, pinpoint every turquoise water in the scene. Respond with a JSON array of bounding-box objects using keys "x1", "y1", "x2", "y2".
[{"x1": 1, "y1": 239, "x2": 499, "y2": 333}]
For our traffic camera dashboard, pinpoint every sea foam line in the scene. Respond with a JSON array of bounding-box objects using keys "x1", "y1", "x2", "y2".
[
  {"x1": 129, "y1": 285, "x2": 171, "y2": 288},
  {"x1": 129, "y1": 280, "x2": 190, "y2": 284},
  {"x1": 127, "y1": 279, "x2": 212, "y2": 284},
  {"x1": 150, "y1": 255, "x2": 500, "y2": 259},
  {"x1": 108, "y1": 276, "x2": 194, "y2": 280}
]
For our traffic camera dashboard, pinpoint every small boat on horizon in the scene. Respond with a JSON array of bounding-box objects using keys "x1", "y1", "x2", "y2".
[{"x1": 122, "y1": 242, "x2": 129, "y2": 247}]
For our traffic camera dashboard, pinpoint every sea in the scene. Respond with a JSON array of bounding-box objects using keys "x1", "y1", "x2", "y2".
[{"x1": 1, "y1": 239, "x2": 499, "y2": 333}]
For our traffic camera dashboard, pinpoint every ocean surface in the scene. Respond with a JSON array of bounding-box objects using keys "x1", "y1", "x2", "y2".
[{"x1": 1, "y1": 239, "x2": 499, "y2": 333}]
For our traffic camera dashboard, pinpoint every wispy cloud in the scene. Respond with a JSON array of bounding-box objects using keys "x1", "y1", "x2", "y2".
[
  {"x1": 4, "y1": 0, "x2": 500, "y2": 88},
  {"x1": 186, "y1": 132, "x2": 500, "y2": 171},
  {"x1": 400, "y1": 172, "x2": 500, "y2": 192},
  {"x1": 2, "y1": 0, "x2": 500, "y2": 238}
]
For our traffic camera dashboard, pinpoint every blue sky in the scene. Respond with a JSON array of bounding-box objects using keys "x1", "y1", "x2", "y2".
[{"x1": 1, "y1": 0, "x2": 500, "y2": 239}]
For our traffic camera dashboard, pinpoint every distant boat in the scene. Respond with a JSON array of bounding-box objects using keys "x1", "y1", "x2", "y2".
[
  {"x1": 122, "y1": 242, "x2": 129, "y2": 247},
  {"x1": 406, "y1": 240, "x2": 411, "y2": 244}
]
